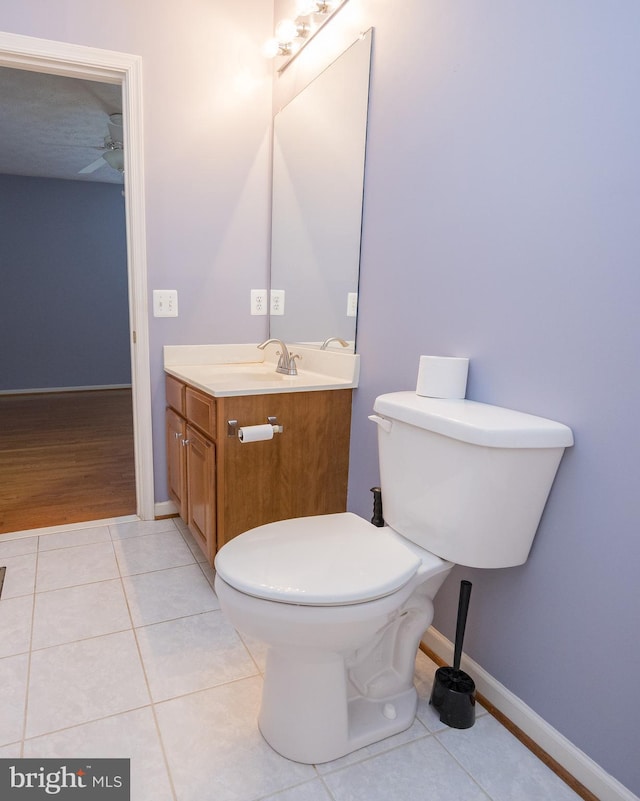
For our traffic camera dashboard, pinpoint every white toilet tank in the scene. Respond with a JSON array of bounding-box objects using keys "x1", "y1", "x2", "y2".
[{"x1": 371, "y1": 392, "x2": 573, "y2": 569}]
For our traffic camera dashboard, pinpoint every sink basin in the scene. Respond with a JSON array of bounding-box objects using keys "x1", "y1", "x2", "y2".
[
  {"x1": 194, "y1": 368, "x2": 290, "y2": 383},
  {"x1": 163, "y1": 344, "x2": 360, "y2": 397},
  {"x1": 185, "y1": 363, "x2": 292, "y2": 382}
]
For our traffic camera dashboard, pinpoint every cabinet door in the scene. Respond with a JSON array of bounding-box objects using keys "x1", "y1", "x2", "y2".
[
  {"x1": 186, "y1": 424, "x2": 216, "y2": 561},
  {"x1": 166, "y1": 408, "x2": 187, "y2": 522},
  {"x1": 216, "y1": 390, "x2": 352, "y2": 549}
]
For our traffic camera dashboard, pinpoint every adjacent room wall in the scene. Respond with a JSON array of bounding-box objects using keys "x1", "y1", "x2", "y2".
[
  {"x1": 277, "y1": 0, "x2": 640, "y2": 796},
  {"x1": 0, "y1": 175, "x2": 130, "y2": 391}
]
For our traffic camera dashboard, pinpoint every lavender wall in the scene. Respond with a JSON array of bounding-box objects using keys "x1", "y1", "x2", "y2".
[
  {"x1": 0, "y1": 175, "x2": 129, "y2": 391},
  {"x1": 285, "y1": 0, "x2": 638, "y2": 794},
  {"x1": 0, "y1": 0, "x2": 274, "y2": 502},
  {"x1": 276, "y1": 0, "x2": 640, "y2": 794}
]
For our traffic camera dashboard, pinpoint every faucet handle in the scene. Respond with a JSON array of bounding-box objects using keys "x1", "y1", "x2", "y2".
[
  {"x1": 259, "y1": 339, "x2": 298, "y2": 375},
  {"x1": 287, "y1": 353, "x2": 301, "y2": 375}
]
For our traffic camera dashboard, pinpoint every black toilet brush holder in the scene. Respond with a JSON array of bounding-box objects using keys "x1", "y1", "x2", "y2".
[{"x1": 429, "y1": 579, "x2": 476, "y2": 729}]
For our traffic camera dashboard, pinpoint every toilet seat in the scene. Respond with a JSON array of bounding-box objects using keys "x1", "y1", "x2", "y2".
[{"x1": 214, "y1": 512, "x2": 426, "y2": 606}]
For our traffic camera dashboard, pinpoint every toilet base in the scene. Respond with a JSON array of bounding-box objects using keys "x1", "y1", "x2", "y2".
[
  {"x1": 257, "y1": 646, "x2": 418, "y2": 764},
  {"x1": 213, "y1": 558, "x2": 454, "y2": 765}
]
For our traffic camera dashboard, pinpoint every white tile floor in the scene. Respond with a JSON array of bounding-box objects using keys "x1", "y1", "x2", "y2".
[{"x1": 0, "y1": 518, "x2": 582, "y2": 801}]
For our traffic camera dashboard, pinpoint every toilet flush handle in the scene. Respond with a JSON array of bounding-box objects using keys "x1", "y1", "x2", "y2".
[{"x1": 368, "y1": 414, "x2": 392, "y2": 433}]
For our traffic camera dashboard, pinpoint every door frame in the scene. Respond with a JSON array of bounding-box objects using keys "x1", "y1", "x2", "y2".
[{"x1": 0, "y1": 30, "x2": 155, "y2": 520}]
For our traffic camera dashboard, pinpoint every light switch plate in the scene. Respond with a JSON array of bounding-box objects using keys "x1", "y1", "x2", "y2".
[{"x1": 153, "y1": 290, "x2": 178, "y2": 317}]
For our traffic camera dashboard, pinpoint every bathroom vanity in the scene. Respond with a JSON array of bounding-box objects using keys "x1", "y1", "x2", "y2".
[{"x1": 164, "y1": 344, "x2": 359, "y2": 565}]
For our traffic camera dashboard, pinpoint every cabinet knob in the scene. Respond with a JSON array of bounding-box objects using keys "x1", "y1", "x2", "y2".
[
  {"x1": 181, "y1": 439, "x2": 190, "y2": 447},
  {"x1": 174, "y1": 432, "x2": 183, "y2": 440}
]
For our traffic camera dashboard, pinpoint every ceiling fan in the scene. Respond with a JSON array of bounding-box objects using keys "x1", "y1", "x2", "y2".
[{"x1": 79, "y1": 112, "x2": 124, "y2": 175}]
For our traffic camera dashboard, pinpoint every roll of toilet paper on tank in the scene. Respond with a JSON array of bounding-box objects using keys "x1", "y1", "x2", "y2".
[
  {"x1": 238, "y1": 424, "x2": 275, "y2": 443},
  {"x1": 416, "y1": 355, "x2": 469, "y2": 399}
]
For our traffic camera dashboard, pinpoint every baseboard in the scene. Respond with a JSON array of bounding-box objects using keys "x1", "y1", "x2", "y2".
[
  {"x1": 422, "y1": 627, "x2": 638, "y2": 801},
  {"x1": 155, "y1": 500, "x2": 178, "y2": 518},
  {"x1": 0, "y1": 384, "x2": 132, "y2": 396},
  {"x1": 0, "y1": 515, "x2": 139, "y2": 542}
]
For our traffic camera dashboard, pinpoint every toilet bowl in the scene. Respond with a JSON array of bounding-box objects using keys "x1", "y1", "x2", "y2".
[
  {"x1": 214, "y1": 512, "x2": 453, "y2": 764},
  {"x1": 214, "y1": 391, "x2": 573, "y2": 764}
]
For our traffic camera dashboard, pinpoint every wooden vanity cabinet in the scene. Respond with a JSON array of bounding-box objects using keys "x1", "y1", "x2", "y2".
[
  {"x1": 165, "y1": 373, "x2": 352, "y2": 563},
  {"x1": 165, "y1": 375, "x2": 217, "y2": 561}
]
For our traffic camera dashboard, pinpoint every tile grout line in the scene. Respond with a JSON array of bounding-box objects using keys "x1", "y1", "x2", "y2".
[
  {"x1": 236, "y1": 630, "x2": 266, "y2": 677},
  {"x1": 314, "y1": 725, "x2": 436, "y2": 779},
  {"x1": 16, "y1": 525, "x2": 218, "y2": 751},
  {"x1": 19, "y1": 535, "x2": 40, "y2": 754},
  {"x1": 318, "y1": 775, "x2": 339, "y2": 801},
  {"x1": 21, "y1": 702, "x2": 159, "y2": 749},
  {"x1": 110, "y1": 521, "x2": 179, "y2": 801},
  {"x1": 430, "y1": 729, "x2": 496, "y2": 800},
  {"x1": 1, "y1": 518, "x2": 198, "y2": 768}
]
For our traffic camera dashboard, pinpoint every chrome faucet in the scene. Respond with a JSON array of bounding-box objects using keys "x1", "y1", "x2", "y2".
[
  {"x1": 257, "y1": 339, "x2": 301, "y2": 376},
  {"x1": 320, "y1": 337, "x2": 349, "y2": 350}
]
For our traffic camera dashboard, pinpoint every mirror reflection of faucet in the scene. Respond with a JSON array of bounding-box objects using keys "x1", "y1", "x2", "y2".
[
  {"x1": 257, "y1": 339, "x2": 302, "y2": 376},
  {"x1": 320, "y1": 337, "x2": 349, "y2": 350}
]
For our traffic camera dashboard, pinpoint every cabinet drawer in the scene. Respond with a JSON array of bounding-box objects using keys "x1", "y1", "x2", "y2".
[
  {"x1": 186, "y1": 387, "x2": 217, "y2": 438},
  {"x1": 165, "y1": 374, "x2": 185, "y2": 415}
]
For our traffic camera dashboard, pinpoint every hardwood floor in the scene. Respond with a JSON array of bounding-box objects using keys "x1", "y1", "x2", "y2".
[{"x1": 0, "y1": 389, "x2": 136, "y2": 535}]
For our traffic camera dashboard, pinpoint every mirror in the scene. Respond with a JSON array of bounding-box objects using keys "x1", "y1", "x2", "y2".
[{"x1": 269, "y1": 29, "x2": 372, "y2": 349}]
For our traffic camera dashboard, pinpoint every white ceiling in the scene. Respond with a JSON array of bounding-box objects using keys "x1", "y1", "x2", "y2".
[{"x1": 0, "y1": 66, "x2": 124, "y2": 185}]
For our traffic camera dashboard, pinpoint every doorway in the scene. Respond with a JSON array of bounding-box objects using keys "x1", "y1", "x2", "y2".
[{"x1": 0, "y1": 31, "x2": 154, "y2": 530}]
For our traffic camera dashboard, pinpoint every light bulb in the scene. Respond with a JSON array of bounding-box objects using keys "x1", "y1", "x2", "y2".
[
  {"x1": 275, "y1": 18, "x2": 298, "y2": 43},
  {"x1": 296, "y1": 0, "x2": 318, "y2": 15},
  {"x1": 262, "y1": 38, "x2": 281, "y2": 59}
]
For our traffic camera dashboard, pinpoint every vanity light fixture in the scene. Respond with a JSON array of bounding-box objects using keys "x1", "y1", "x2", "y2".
[
  {"x1": 263, "y1": 17, "x2": 311, "y2": 57},
  {"x1": 263, "y1": 0, "x2": 349, "y2": 69},
  {"x1": 296, "y1": 0, "x2": 343, "y2": 13}
]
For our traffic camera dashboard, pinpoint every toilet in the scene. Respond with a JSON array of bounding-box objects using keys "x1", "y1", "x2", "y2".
[{"x1": 214, "y1": 391, "x2": 573, "y2": 764}]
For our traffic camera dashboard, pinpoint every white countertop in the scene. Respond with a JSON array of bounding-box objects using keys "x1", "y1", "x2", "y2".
[{"x1": 163, "y1": 344, "x2": 359, "y2": 397}]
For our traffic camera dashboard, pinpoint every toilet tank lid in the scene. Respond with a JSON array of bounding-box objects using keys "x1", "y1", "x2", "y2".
[{"x1": 374, "y1": 392, "x2": 574, "y2": 448}]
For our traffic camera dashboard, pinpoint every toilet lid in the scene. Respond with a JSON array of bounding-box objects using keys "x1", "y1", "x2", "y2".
[{"x1": 214, "y1": 512, "x2": 423, "y2": 606}]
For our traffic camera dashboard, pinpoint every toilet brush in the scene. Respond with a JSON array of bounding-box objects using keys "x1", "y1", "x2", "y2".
[{"x1": 429, "y1": 579, "x2": 476, "y2": 729}]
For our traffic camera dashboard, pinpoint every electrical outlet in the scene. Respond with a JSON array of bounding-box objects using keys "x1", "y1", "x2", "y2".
[
  {"x1": 270, "y1": 289, "x2": 285, "y2": 316},
  {"x1": 153, "y1": 289, "x2": 178, "y2": 317},
  {"x1": 251, "y1": 289, "x2": 268, "y2": 315},
  {"x1": 346, "y1": 291, "x2": 358, "y2": 317}
]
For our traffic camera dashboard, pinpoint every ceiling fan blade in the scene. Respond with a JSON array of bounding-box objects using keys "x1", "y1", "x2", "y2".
[{"x1": 79, "y1": 155, "x2": 105, "y2": 174}]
